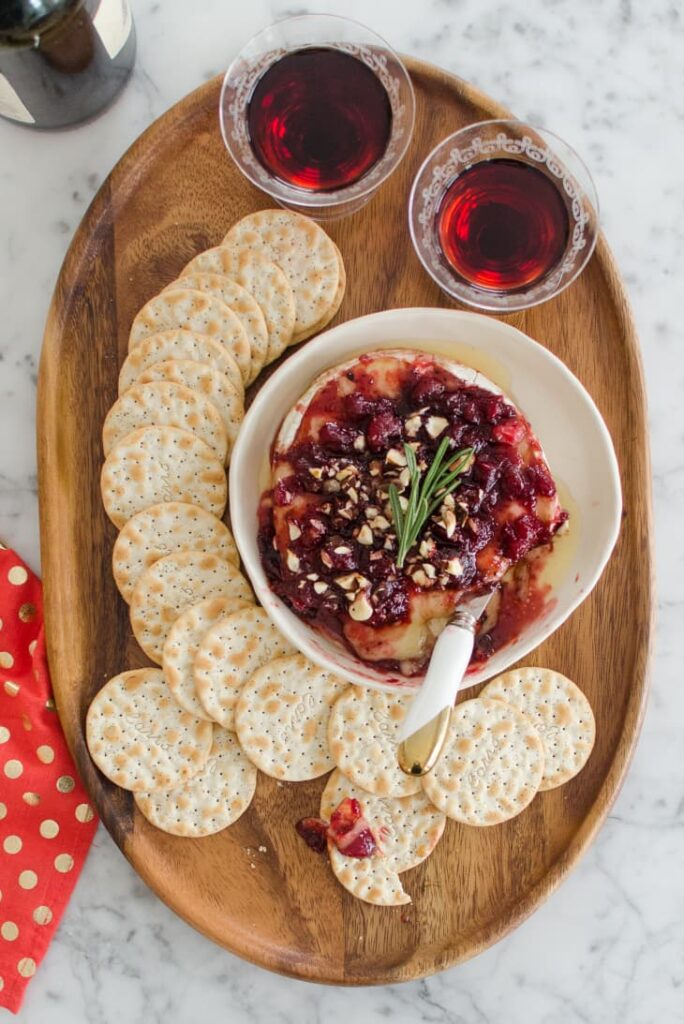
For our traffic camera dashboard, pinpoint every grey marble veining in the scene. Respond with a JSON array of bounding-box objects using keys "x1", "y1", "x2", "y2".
[{"x1": 1, "y1": 0, "x2": 683, "y2": 1021}]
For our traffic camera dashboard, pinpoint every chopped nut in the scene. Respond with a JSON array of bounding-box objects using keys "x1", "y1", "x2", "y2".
[
  {"x1": 349, "y1": 590, "x2": 373, "y2": 621},
  {"x1": 333, "y1": 545, "x2": 351, "y2": 555},
  {"x1": 383, "y1": 537, "x2": 394, "y2": 551},
  {"x1": 398, "y1": 468, "x2": 411, "y2": 488},
  {"x1": 370, "y1": 515, "x2": 391, "y2": 532},
  {"x1": 357, "y1": 524, "x2": 373, "y2": 545},
  {"x1": 443, "y1": 493, "x2": 456, "y2": 509},
  {"x1": 353, "y1": 434, "x2": 366, "y2": 452},
  {"x1": 365, "y1": 506, "x2": 380, "y2": 519},
  {"x1": 369, "y1": 550, "x2": 384, "y2": 561},
  {"x1": 446, "y1": 557, "x2": 463, "y2": 576},
  {"x1": 313, "y1": 580, "x2": 328, "y2": 594},
  {"x1": 306, "y1": 573, "x2": 319, "y2": 581},
  {"x1": 336, "y1": 465, "x2": 356, "y2": 482},
  {"x1": 335, "y1": 573, "x2": 357, "y2": 590},
  {"x1": 346, "y1": 487, "x2": 359, "y2": 503},
  {"x1": 286, "y1": 550, "x2": 300, "y2": 572},
  {"x1": 407, "y1": 441, "x2": 420, "y2": 450},
  {"x1": 320, "y1": 550, "x2": 333, "y2": 569},
  {"x1": 421, "y1": 562, "x2": 437, "y2": 579},
  {"x1": 308, "y1": 467, "x2": 323, "y2": 480},
  {"x1": 411, "y1": 568, "x2": 433, "y2": 588},
  {"x1": 419, "y1": 538, "x2": 435, "y2": 559},
  {"x1": 398, "y1": 495, "x2": 409, "y2": 511},
  {"x1": 369, "y1": 461, "x2": 382, "y2": 477},
  {"x1": 426, "y1": 416, "x2": 449, "y2": 438},
  {"x1": 337, "y1": 508, "x2": 354, "y2": 520},
  {"x1": 442, "y1": 509, "x2": 457, "y2": 538},
  {"x1": 404, "y1": 414, "x2": 422, "y2": 437},
  {"x1": 323, "y1": 479, "x2": 341, "y2": 493},
  {"x1": 288, "y1": 522, "x2": 301, "y2": 541},
  {"x1": 386, "y1": 448, "x2": 407, "y2": 467}
]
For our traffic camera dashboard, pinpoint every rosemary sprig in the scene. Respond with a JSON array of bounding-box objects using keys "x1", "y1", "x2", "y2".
[{"x1": 388, "y1": 439, "x2": 474, "y2": 568}]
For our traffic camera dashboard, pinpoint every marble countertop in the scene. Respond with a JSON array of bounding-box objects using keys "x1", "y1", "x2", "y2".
[{"x1": 1, "y1": 0, "x2": 682, "y2": 1020}]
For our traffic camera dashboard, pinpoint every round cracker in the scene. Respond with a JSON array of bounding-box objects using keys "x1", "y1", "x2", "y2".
[
  {"x1": 328, "y1": 845, "x2": 410, "y2": 907},
  {"x1": 136, "y1": 360, "x2": 244, "y2": 458},
  {"x1": 321, "y1": 770, "x2": 446, "y2": 874},
  {"x1": 118, "y1": 329, "x2": 244, "y2": 399},
  {"x1": 327, "y1": 687, "x2": 422, "y2": 798},
  {"x1": 165, "y1": 274, "x2": 268, "y2": 383},
  {"x1": 102, "y1": 380, "x2": 228, "y2": 465},
  {"x1": 234, "y1": 654, "x2": 347, "y2": 781},
  {"x1": 422, "y1": 697, "x2": 545, "y2": 826},
  {"x1": 130, "y1": 552, "x2": 253, "y2": 664},
  {"x1": 289, "y1": 241, "x2": 346, "y2": 345},
  {"x1": 134, "y1": 727, "x2": 257, "y2": 836},
  {"x1": 128, "y1": 289, "x2": 251, "y2": 385},
  {"x1": 184, "y1": 248, "x2": 295, "y2": 363},
  {"x1": 481, "y1": 668, "x2": 595, "y2": 791},
  {"x1": 222, "y1": 210, "x2": 339, "y2": 338},
  {"x1": 101, "y1": 426, "x2": 227, "y2": 529},
  {"x1": 163, "y1": 596, "x2": 253, "y2": 719},
  {"x1": 194, "y1": 606, "x2": 296, "y2": 729},
  {"x1": 112, "y1": 502, "x2": 238, "y2": 604},
  {"x1": 86, "y1": 668, "x2": 212, "y2": 792}
]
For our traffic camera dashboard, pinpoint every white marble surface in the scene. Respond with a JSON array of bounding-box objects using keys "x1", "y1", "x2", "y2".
[{"x1": 1, "y1": 0, "x2": 682, "y2": 1020}]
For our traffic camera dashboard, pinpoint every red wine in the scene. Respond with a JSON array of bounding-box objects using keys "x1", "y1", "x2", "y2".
[
  {"x1": 247, "y1": 46, "x2": 392, "y2": 192},
  {"x1": 0, "y1": 0, "x2": 135, "y2": 129},
  {"x1": 436, "y1": 159, "x2": 570, "y2": 291}
]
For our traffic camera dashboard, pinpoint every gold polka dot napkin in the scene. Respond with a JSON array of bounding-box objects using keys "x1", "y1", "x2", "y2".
[{"x1": 0, "y1": 547, "x2": 97, "y2": 1013}]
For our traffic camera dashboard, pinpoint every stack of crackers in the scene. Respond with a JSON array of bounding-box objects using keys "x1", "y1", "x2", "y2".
[{"x1": 88, "y1": 206, "x2": 595, "y2": 908}]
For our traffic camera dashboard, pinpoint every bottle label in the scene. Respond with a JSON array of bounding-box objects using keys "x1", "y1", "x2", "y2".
[
  {"x1": 93, "y1": 0, "x2": 133, "y2": 60},
  {"x1": 0, "y1": 73, "x2": 35, "y2": 124}
]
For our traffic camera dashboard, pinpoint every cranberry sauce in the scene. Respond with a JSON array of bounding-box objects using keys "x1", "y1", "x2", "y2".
[
  {"x1": 437, "y1": 159, "x2": 570, "y2": 292},
  {"x1": 247, "y1": 47, "x2": 392, "y2": 192},
  {"x1": 296, "y1": 798, "x2": 380, "y2": 860},
  {"x1": 258, "y1": 354, "x2": 567, "y2": 674}
]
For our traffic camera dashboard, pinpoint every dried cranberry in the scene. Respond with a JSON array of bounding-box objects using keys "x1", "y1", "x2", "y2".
[
  {"x1": 526, "y1": 463, "x2": 557, "y2": 497},
  {"x1": 502, "y1": 515, "x2": 542, "y2": 560},
  {"x1": 319, "y1": 421, "x2": 357, "y2": 453},
  {"x1": 465, "y1": 514, "x2": 495, "y2": 552},
  {"x1": 367, "y1": 410, "x2": 402, "y2": 452},
  {"x1": 481, "y1": 395, "x2": 506, "y2": 423},
  {"x1": 462, "y1": 398, "x2": 483, "y2": 424},
  {"x1": 492, "y1": 419, "x2": 526, "y2": 445},
  {"x1": 499, "y1": 465, "x2": 529, "y2": 501},
  {"x1": 321, "y1": 539, "x2": 358, "y2": 572},
  {"x1": 411, "y1": 375, "x2": 445, "y2": 405},
  {"x1": 360, "y1": 551, "x2": 394, "y2": 580},
  {"x1": 289, "y1": 582, "x2": 319, "y2": 615},
  {"x1": 372, "y1": 578, "x2": 409, "y2": 625},
  {"x1": 473, "y1": 457, "x2": 500, "y2": 491},
  {"x1": 299, "y1": 512, "x2": 329, "y2": 549},
  {"x1": 296, "y1": 817, "x2": 329, "y2": 854}
]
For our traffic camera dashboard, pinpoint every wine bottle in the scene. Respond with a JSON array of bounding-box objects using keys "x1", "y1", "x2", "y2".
[{"x1": 0, "y1": 0, "x2": 136, "y2": 129}]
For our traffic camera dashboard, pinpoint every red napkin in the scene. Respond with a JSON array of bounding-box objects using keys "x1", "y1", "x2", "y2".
[{"x1": 0, "y1": 547, "x2": 97, "y2": 1013}]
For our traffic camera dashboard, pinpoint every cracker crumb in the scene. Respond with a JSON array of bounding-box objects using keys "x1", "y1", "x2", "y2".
[{"x1": 258, "y1": 845, "x2": 267, "y2": 853}]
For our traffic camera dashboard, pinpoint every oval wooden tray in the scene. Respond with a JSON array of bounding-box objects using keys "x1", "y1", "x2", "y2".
[{"x1": 37, "y1": 58, "x2": 653, "y2": 984}]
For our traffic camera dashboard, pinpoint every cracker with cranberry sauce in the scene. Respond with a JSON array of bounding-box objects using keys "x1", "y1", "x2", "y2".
[
  {"x1": 128, "y1": 289, "x2": 252, "y2": 385},
  {"x1": 136, "y1": 359, "x2": 244, "y2": 457},
  {"x1": 183, "y1": 248, "x2": 296, "y2": 363},
  {"x1": 222, "y1": 210, "x2": 342, "y2": 341},
  {"x1": 422, "y1": 697, "x2": 545, "y2": 826},
  {"x1": 327, "y1": 687, "x2": 422, "y2": 798},
  {"x1": 162, "y1": 596, "x2": 253, "y2": 720},
  {"x1": 481, "y1": 668, "x2": 595, "y2": 791},
  {"x1": 234, "y1": 654, "x2": 348, "y2": 781},
  {"x1": 134, "y1": 726, "x2": 257, "y2": 837},
  {"x1": 118, "y1": 328, "x2": 244, "y2": 399},
  {"x1": 163, "y1": 273, "x2": 268, "y2": 383},
  {"x1": 130, "y1": 552, "x2": 254, "y2": 664},
  {"x1": 112, "y1": 502, "x2": 239, "y2": 604},
  {"x1": 102, "y1": 380, "x2": 228, "y2": 464},
  {"x1": 194, "y1": 606, "x2": 296, "y2": 730},
  {"x1": 86, "y1": 668, "x2": 212, "y2": 792},
  {"x1": 320, "y1": 770, "x2": 446, "y2": 874},
  {"x1": 100, "y1": 425, "x2": 227, "y2": 529}
]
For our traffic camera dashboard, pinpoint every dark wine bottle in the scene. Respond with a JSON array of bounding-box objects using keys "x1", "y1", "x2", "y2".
[{"x1": 0, "y1": 0, "x2": 136, "y2": 129}]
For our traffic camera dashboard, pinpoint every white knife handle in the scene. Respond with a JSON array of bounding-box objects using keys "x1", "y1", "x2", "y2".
[{"x1": 398, "y1": 618, "x2": 476, "y2": 742}]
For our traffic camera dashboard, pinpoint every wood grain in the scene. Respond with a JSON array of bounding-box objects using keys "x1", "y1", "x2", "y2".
[{"x1": 36, "y1": 59, "x2": 653, "y2": 984}]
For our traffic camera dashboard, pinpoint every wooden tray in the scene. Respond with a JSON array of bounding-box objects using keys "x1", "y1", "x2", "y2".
[{"x1": 37, "y1": 58, "x2": 653, "y2": 984}]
